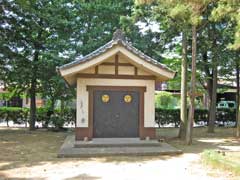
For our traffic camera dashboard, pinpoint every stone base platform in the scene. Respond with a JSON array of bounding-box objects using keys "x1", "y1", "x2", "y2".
[{"x1": 58, "y1": 136, "x2": 182, "y2": 158}]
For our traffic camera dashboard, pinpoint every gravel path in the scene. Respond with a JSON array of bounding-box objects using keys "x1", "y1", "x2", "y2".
[
  {"x1": 0, "y1": 153, "x2": 234, "y2": 180},
  {"x1": 0, "y1": 127, "x2": 238, "y2": 180}
]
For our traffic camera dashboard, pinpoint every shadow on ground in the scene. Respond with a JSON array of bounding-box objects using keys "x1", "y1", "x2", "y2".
[
  {"x1": 64, "y1": 174, "x2": 100, "y2": 180},
  {"x1": 0, "y1": 127, "x2": 239, "y2": 179},
  {"x1": 159, "y1": 127, "x2": 240, "y2": 154},
  {"x1": 168, "y1": 137, "x2": 240, "y2": 154}
]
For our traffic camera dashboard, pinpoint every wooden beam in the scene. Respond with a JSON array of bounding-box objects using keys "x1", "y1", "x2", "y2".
[
  {"x1": 87, "y1": 85, "x2": 146, "y2": 92},
  {"x1": 77, "y1": 73, "x2": 156, "y2": 80},
  {"x1": 95, "y1": 66, "x2": 98, "y2": 74},
  {"x1": 101, "y1": 62, "x2": 115, "y2": 66},
  {"x1": 118, "y1": 63, "x2": 134, "y2": 66},
  {"x1": 134, "y1": 67, "x2": 138, "y2": 75},
  {"x1": 101, "y1": 62, "x2": 134, "y2": 67},
  {"x1": 115, "y1": 54, "x2": 119, "y2": 75}
]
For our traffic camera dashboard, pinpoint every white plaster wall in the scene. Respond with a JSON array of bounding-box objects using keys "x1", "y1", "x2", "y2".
[
  {"x1": 77, "y1": 81, "x2": 89, "y2": 127},
  {"x1": 77, "y1": 78, "x2": 155, "y2": 128},
  {"x1": 118, "y1": 66, "x2": 134, "y2": 75}
]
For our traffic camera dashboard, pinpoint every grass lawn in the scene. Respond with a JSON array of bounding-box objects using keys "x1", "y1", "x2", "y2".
[
  {"x1": 0, "y1": 128, "x2": 68, "y2": 163},
  {"x1": 0, "y1": 127, "x2": 239, "y2": 179},
  {"x1": 201, "y1": 150, "x2": 240, "y2": 176}
]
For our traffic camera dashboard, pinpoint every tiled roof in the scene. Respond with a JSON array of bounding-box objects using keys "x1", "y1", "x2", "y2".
[{"x1": 59, "y1": 29, "x2": 174, "y2": 74}]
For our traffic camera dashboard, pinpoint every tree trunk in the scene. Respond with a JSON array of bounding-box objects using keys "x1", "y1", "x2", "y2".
[
  {"x1": 60, "y1": 100, "x2": 64, "y2": 116},
  {"x1": 207, "y1": 77, "x2": 213, "y2": 126},
  {"x1": 208, "y1": 58, "x2": 217, "y2": 133},
  {"x1": 208, "y1": 26, "x2": 218, "y2": 133},
  {"x1": 29, "y1": 81, "x2": 36, "y2": 130},
  {"x1": 186, "y1": 25, "x2": 197, "y2": 145},
  {"x1": 6, "y1": 115, "x2": 9, "y2": 127},
  {"x1": 236, "y1": 61, "x2": 240, "y2": 137},
  {"x1": 202, "y1": 51, "x2": 213, "y2": 126},
  {"x1": 29, "y1": 50, "x2": 39, "y2": 131},
  {"x1": 179, "y1": 31, "x2": 188, "y2": 139},
  {"x1": 45, "y1": 98, "x2": 55, "y2": 128}
]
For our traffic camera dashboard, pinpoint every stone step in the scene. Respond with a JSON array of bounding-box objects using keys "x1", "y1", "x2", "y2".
[
  {"x1": 74, "y1": 138, "x2": 162, "y2": 148},
  {"x1": 58, "y1": 136, "x2": 182, "y2": 158},
  {"x1": 58, "y1": 146, "x2": 182, "y2": 158}
]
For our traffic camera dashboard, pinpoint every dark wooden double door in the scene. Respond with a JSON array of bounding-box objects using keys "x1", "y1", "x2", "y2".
[{"x1": 93, "y1": 90, "x2": 139, "y2": 138}]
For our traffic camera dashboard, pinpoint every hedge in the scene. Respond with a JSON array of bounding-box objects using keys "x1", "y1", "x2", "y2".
[
  {"x1": 0, "y1": 107, "x2": 76, "y2": 128},
  {"x1": 216, "y1": 108, "x2": 236, "y2": 123},
  {"x1": 155, "y1": 109, "x2": 180, "y2": 127},
  {"x1": 155, "y1": 108, "x2": 236, "y2": 127},
  {"x1": 0, "y1": 107, "x2": 236, "y2": 128},
  {"x1": 0, "y1": 107, "x2": 29, "y2": 126}
]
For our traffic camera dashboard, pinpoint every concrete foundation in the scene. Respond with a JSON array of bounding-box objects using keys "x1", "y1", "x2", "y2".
[{"x1": 58, "y1": 136, "x2": 182, "y2": 158}]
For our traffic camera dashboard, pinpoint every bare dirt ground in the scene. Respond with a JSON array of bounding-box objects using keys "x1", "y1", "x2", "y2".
[{"x1": 0, "y1": 127, "x2": 239, "y2": 180}]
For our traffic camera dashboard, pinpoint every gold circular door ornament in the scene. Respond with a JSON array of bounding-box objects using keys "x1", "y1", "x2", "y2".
[
  {"x1": 101, "y1": 94, "x2": 110, "y2": 103},
  {"x1": 124, "y1": 95, "x2": 132, "y2": 103}
]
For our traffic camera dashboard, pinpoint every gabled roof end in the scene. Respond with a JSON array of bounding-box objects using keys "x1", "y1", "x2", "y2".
[{"x1": 112, "y1": 29, "x2": 126, "y2": 41}]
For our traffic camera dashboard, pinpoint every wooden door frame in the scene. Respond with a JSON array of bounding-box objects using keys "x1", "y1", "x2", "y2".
[{"x1": 75, "y1": 85, "x2": 156, "y2": 140}]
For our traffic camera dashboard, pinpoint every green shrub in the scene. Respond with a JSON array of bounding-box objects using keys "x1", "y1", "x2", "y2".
[
  {"x1": 194, "y1": 109, "x2": 209, "y2": 123},
  {"x1": 0, "y1": 106, "x2": 236, "y2": 128},
  {"x1": 155, "y1": 108, "x2": 180, "y2": 127},
  {"x1": 36, "y1": 107, "x2": 50, "y2": 123},
  {"x1": 0, "y1": 106, "x2": 76, "y2": 128},
  {"x1": 0, "y1": 107, "x2": 29, "y2": 125},
  {"x1": 49, "y1": 114, "x2": 65, "y2": 129},
  {"x1": 216, "y1": 108, "x2": 236, "y2": 123},
  {"x1": 155, "y1": 108, "x2": 209, "y2": 127},
  {"x1": 155, "y1": 91, "x2": 177, "y2": 109},
  {"x1": 60, "y1": 108, "x2": 76, "y2": 125},
  {"x1": 36, "y1": 107, "x2": 76, "y2": 128},
  {"x1": 155, "y1": 108, "x2": 236, "y2": 127}
]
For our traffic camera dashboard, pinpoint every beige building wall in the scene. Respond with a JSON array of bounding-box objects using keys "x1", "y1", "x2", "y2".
[
  {"x1": 118, "y1": 66, "x2": 135, "y2": 75},
  {"x1": 77, "y1": 78, "x2": 155, "y2": 128},
  {"x1": 81, "y1": 67, "x2": 95, "y2": 74},
  {"x1": 98, "y1": 65, "x2": 115, "y2": 74}
]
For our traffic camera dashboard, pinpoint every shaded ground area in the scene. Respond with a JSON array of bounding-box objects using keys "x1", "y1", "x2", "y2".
[
  {"x1": 0, "y1": 127, "x2": 239, "y2": 180},
  {"x1": 157, "y1": 127, "x2": 240, "y2": 153}
]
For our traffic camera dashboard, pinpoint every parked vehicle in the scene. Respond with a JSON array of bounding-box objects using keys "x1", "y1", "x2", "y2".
[{"x1": 217, "y1": 101, "x2": 236, "y2": 109}]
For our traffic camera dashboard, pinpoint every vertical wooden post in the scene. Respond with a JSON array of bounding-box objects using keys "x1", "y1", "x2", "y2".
[
  {"x1": 95, "y1": 66, "x2": 98, "y2": 74},
  {"x1": 115, "y1": 54, "x2": 119, "y2": 75},
  {"x1": 134, "y1": 67, "x2": 138, "y2": 75}
]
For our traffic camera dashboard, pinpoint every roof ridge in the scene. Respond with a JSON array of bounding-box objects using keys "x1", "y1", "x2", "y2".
[
  {"x1": 60, "y1": 39, "x2": 115, "y2": 69},
  {"x1": 59, "y1": 30, "x2": 175, "y2": 74},
  {"x1": 120, "y1": 40, "x2": 171, "y2": 71}
]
